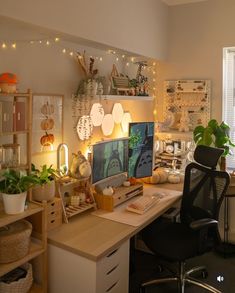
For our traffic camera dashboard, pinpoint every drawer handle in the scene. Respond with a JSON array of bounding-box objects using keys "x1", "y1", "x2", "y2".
[
  {"x1": 51, "y1": 220, "x2": 55, "y2": 224},
  {"x1": 107, "y1": 264, "x2": 119, "y2": 275},
  {"x1": 51, "y1": 203, "x2": 55, "y2": 207},
  {"x1": 106, "y1": 280, "x2": 119, "y2": 292},
  {"x1": 51, "y1": 211, "x2": 55, "y2": 215},
  {"x1": 107, "y1": 248, "x2": 119, "y2": 258}
]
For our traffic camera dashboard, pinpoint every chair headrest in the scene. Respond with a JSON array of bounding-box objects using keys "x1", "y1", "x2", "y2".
[{"x1": 193, "y1": 145, "x2": 224, "y2": 168}]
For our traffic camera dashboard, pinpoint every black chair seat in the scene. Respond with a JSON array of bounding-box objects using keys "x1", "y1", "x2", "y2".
[
  {"x1": 143, "y1": 221, "x2": 199, "y2": 262},
  {"x1": 140, "y1": 146, "x2": 230, "y2": 293}
]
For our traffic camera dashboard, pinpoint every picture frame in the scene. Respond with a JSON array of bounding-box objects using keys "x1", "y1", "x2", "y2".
[{"x1": 32, "y1": 93, "x2": 63, "y2": 154}]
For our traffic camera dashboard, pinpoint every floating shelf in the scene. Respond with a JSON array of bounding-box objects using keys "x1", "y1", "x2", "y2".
[{"x1": 100, "y1": 95, "x2": 153, "y2": 101}]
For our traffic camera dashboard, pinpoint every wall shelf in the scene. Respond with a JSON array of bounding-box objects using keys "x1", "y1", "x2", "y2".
[{"x1": 100, "y1": 95, "x2": 153, "y2": 101}]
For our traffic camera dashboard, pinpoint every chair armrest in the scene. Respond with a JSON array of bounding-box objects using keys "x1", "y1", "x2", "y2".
[{"x1": 190, "y1": 218, "x2": 218, "y2": 231}]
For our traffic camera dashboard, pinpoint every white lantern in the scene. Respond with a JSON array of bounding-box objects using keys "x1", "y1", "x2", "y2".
[
  {"x1": 90, "y1": 103, "x2": 104, "y2": 126},
  {"x1": 101, "y1": 114, "x2": 114, "y2": 136},
  {"x1": 76, "y1": 115, "x2": 93, "y2": 140},
  {"x1": 121, "y1": 112, "x2": 132, "y2": 133},
  {"x1": 112, "y1": 103, "x2": 124, "y2": 124}
]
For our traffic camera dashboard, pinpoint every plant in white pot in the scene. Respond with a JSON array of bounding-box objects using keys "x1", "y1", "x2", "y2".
[
  {"x1": 0, "y1": 169, "x2": 38, "y2": 214},
  {"x1": 31, "y1": 164, "x2": 57, "y2": 202}
]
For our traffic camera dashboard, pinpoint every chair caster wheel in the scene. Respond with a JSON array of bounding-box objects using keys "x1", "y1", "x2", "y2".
[
  {"x1": 201, "y1": 270, "x2": 208, "y2": 279},
  {"x1": 157, "y1": 264, "x2": 163, "y2": 273}
]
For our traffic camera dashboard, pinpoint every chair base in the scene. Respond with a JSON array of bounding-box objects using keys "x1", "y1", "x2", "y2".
[{"x1": 140, "y1": 262, "x2": 221, "y2": 293}]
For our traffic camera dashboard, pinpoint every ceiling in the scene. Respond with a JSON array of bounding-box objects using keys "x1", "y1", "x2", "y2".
[{"x1": 162, "y1": 0, "x2": 208, "y2": 5}]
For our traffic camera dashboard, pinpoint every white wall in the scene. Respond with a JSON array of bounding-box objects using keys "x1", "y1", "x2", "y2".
[
  {"x1": 161, "y1": 0, "x2": 235, "y2": 242},
  {"x1": 0, "y1": 0, "x2": 168, "y2": 60},
  {"x1": 159, "y1": 0, "x2": 235, "y2": 120}
]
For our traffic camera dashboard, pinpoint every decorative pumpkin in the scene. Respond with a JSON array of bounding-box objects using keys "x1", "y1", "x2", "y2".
[
  {"x1": 155, "y1": 168, "x2": 168, "y2": 183},
  {"x1": 102, "y1": 186, "x2": 114, "y2": 196},
  {"x1": 168, "y1": 173, "x2": 181, "y2": 184},
  {"x1": 0, "y1": 72, "x2": 17, "y2": 84},
  {"x1": 129, "y1": 177, "x2": 137, "y2": 185},
  {"x1": 40, "y1": 133, "x2": 54, "y2": 146},
  {"x1": 41, "y1": 102, "x2": 54, "y2": 115},
  {"x1": 0, "y1": 72, "x2": 17, "y2": 93},
  {"x1": 143, "y1": 168, "x2": 168, "y2": 184},
  {"x1": 40, "y1": 118, "x2": 54, "y2": 130}
]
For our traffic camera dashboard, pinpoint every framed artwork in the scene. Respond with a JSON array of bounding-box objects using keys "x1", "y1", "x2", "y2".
[{"x1": 32, "y1": 94, "x2": 63, "y2": 154}]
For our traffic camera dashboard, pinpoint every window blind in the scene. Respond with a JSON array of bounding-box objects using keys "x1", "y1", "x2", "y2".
[{"x1": 223, "y1": 47, "x2": 235, "y2": 169}]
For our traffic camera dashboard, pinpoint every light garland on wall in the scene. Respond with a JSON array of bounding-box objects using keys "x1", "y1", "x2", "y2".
[{"x1": 1, "y1": 35, "x2": 158, "y2": 139}]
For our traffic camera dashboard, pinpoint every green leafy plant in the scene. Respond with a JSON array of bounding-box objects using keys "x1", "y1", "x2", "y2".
[
  {"x1": 129, "y1": 131, "x2": 142, "y2": 149},
  {"x1": 193, "y1": 119, "x2": 235, "y2": 156},
  {"x1": 31, "y1": 164, "x2": 57, "y2": 186},
  {"x1": 0, "y1": 169, "x2": 38, "y2": 194}
]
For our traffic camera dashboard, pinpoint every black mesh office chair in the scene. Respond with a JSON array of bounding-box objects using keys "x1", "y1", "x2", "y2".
[{"x1": 141, "y1": 145, "x2": 230, "y2": 293}]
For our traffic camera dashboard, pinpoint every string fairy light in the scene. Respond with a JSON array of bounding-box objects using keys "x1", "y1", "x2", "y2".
[{"x1": 0, "y1": 35, "x2": 158, "y2": 102}]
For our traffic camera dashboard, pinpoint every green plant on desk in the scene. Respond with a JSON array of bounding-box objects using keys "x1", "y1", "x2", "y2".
[{"x1": 193, "y1": 119, "x2": 235, "y2": 170}]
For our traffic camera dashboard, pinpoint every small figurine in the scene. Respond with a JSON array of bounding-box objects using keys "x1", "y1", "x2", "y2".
[{"x1": 70, "y1": 151, "x2": 91, "y2": 179}]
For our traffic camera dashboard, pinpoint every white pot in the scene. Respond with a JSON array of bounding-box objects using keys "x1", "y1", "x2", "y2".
[
  {"x1": 2, "y1": 191, "x2": 27, "y2": 214},
  {"x1": 32, "y1": 180, "x2": 55, "y2": 202}
]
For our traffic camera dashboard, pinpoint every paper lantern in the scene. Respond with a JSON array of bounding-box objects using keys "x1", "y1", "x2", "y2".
[
  {"x1": 101, "y1": 114, "x2": 114, "y2": 136},
  {"x1": 90, "y1": 103, "x2": 104, "y2": 126},
  {"x1": 76, "y1": 115, "x2": 93, "y2": 140},
  {"x1": 112, "y1": 103, "x2": 124, "y2": 124},
  {"x1": 121, "y1": 112, "x2": 132, "y2": 133}
]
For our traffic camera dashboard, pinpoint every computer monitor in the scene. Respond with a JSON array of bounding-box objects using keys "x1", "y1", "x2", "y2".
[
  {"x1": 91, "y1": 138, "x2": 129, "y2": 185},
  {"x1": 128, "y1": 122, "x2": 154, "y2": 178}
]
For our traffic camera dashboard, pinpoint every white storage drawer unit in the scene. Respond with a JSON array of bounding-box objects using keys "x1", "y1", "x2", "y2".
[{"x1": 48, "y1": 240, "x2": 130, "y2": 293}]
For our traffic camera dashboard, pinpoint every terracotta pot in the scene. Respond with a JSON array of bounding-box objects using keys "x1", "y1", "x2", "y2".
[
  {"x1": 32, "y1": 180, "x2": 55, "y2": 202},
  {"x1": 2, "y1": 191, "x2": 27, "y2": 214}
]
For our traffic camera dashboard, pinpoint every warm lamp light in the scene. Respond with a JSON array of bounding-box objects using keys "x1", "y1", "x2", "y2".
[
  {"x1": 77, "y1": 115, "x2": 93, "y2": 140},
  {"x1": 90, "y1": 103, "x2": 105, "y2": 126},
  {"x1": 102, "y1": 114, "x2": 114, "y2": 136},
  {"x1": 112, "y1": 103, "x2": 124, "y2": 124},
  {"x1": 121, "y1": 112, "x2": 132, "y2": 133}
]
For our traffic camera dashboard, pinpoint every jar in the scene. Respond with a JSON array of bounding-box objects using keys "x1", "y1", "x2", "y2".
[{"x1": 2, "y1": 143, "x2": 20, "y2": 168}]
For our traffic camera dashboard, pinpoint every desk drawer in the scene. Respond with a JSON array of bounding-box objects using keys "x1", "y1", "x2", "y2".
[
  {"x1": 97, "y1": 240, "x2": 129, "y2": 293},
  {"x1": 47, "y1": 197, "x2": 62, "y2": 213}
]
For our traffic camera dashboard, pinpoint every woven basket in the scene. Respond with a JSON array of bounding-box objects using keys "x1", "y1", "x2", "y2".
[
  {"x1": 0, "y1": 263, "x2": 33, "y2": 293},
  {"x1": 0, "y1": 220, "x2": 32, "y2": 264}
]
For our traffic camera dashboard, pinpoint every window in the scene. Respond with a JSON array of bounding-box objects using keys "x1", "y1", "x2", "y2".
[{"x1": 223, "y1": 47, "x2": 235, "y2": 169}]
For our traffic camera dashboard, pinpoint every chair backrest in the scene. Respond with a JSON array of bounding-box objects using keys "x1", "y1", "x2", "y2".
[{"x1": 180, "y1": 146, "x2": 230, "y2": 226}]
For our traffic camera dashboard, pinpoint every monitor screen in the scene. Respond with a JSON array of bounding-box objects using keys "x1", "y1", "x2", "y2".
[
  {"x1": 92, "y1": 138, "x2": 129, "y2": 184},
  {"x1": 128, "y1": 122, "x2": 154, "y2": 178}
]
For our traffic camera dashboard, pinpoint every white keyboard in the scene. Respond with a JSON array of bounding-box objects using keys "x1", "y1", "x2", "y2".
[{"x1": 126, "y1": 195, "x2": 160, "y2": 215}]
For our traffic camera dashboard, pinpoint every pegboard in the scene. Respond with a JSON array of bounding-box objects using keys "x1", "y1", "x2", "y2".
[{"x1": 163, "y1": 80, "x2": 211, "y2": 131}]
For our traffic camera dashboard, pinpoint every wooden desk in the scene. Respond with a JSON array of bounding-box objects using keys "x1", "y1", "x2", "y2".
[{"x1": 47, "y1": 183, "x2": 183, "y2": 293}]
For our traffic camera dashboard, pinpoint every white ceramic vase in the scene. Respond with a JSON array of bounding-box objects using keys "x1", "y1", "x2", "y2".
[{"x1": 2, "y1": 191, "x2": 27, "y2": 214}]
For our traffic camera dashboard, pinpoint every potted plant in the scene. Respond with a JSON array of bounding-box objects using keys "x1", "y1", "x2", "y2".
[
  {"x1": 0, "y1": 169, "x2": 38, "y2": 214},
  {"x1": 31, "y1": 164, "x2": 57, "y2": 202},
  {"x1": 193, "y1": 119, "x2": 235, "y2": 170}
]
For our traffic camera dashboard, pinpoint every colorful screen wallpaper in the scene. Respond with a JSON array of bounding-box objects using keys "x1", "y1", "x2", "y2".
[
  {"x1": 128, "y1": 122, "x2": 154, "y2": 178},
  {"x1": 92, "y1": 139, "x2": 128, "y2": 184}
]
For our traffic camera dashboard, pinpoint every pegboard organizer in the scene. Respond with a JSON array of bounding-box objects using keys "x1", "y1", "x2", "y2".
[{"x1": 163, "y1": 80, "x2": 211, "y2": 131}]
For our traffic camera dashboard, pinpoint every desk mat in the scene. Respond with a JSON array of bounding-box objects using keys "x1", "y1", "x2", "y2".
[{"x1": 92, "y1": 187, "x2": 182, "y2": 227}]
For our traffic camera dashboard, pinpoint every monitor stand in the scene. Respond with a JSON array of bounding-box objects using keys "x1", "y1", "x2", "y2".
[{"x1": 94, "y1": 173, "x2": 127, "y2": 193}]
